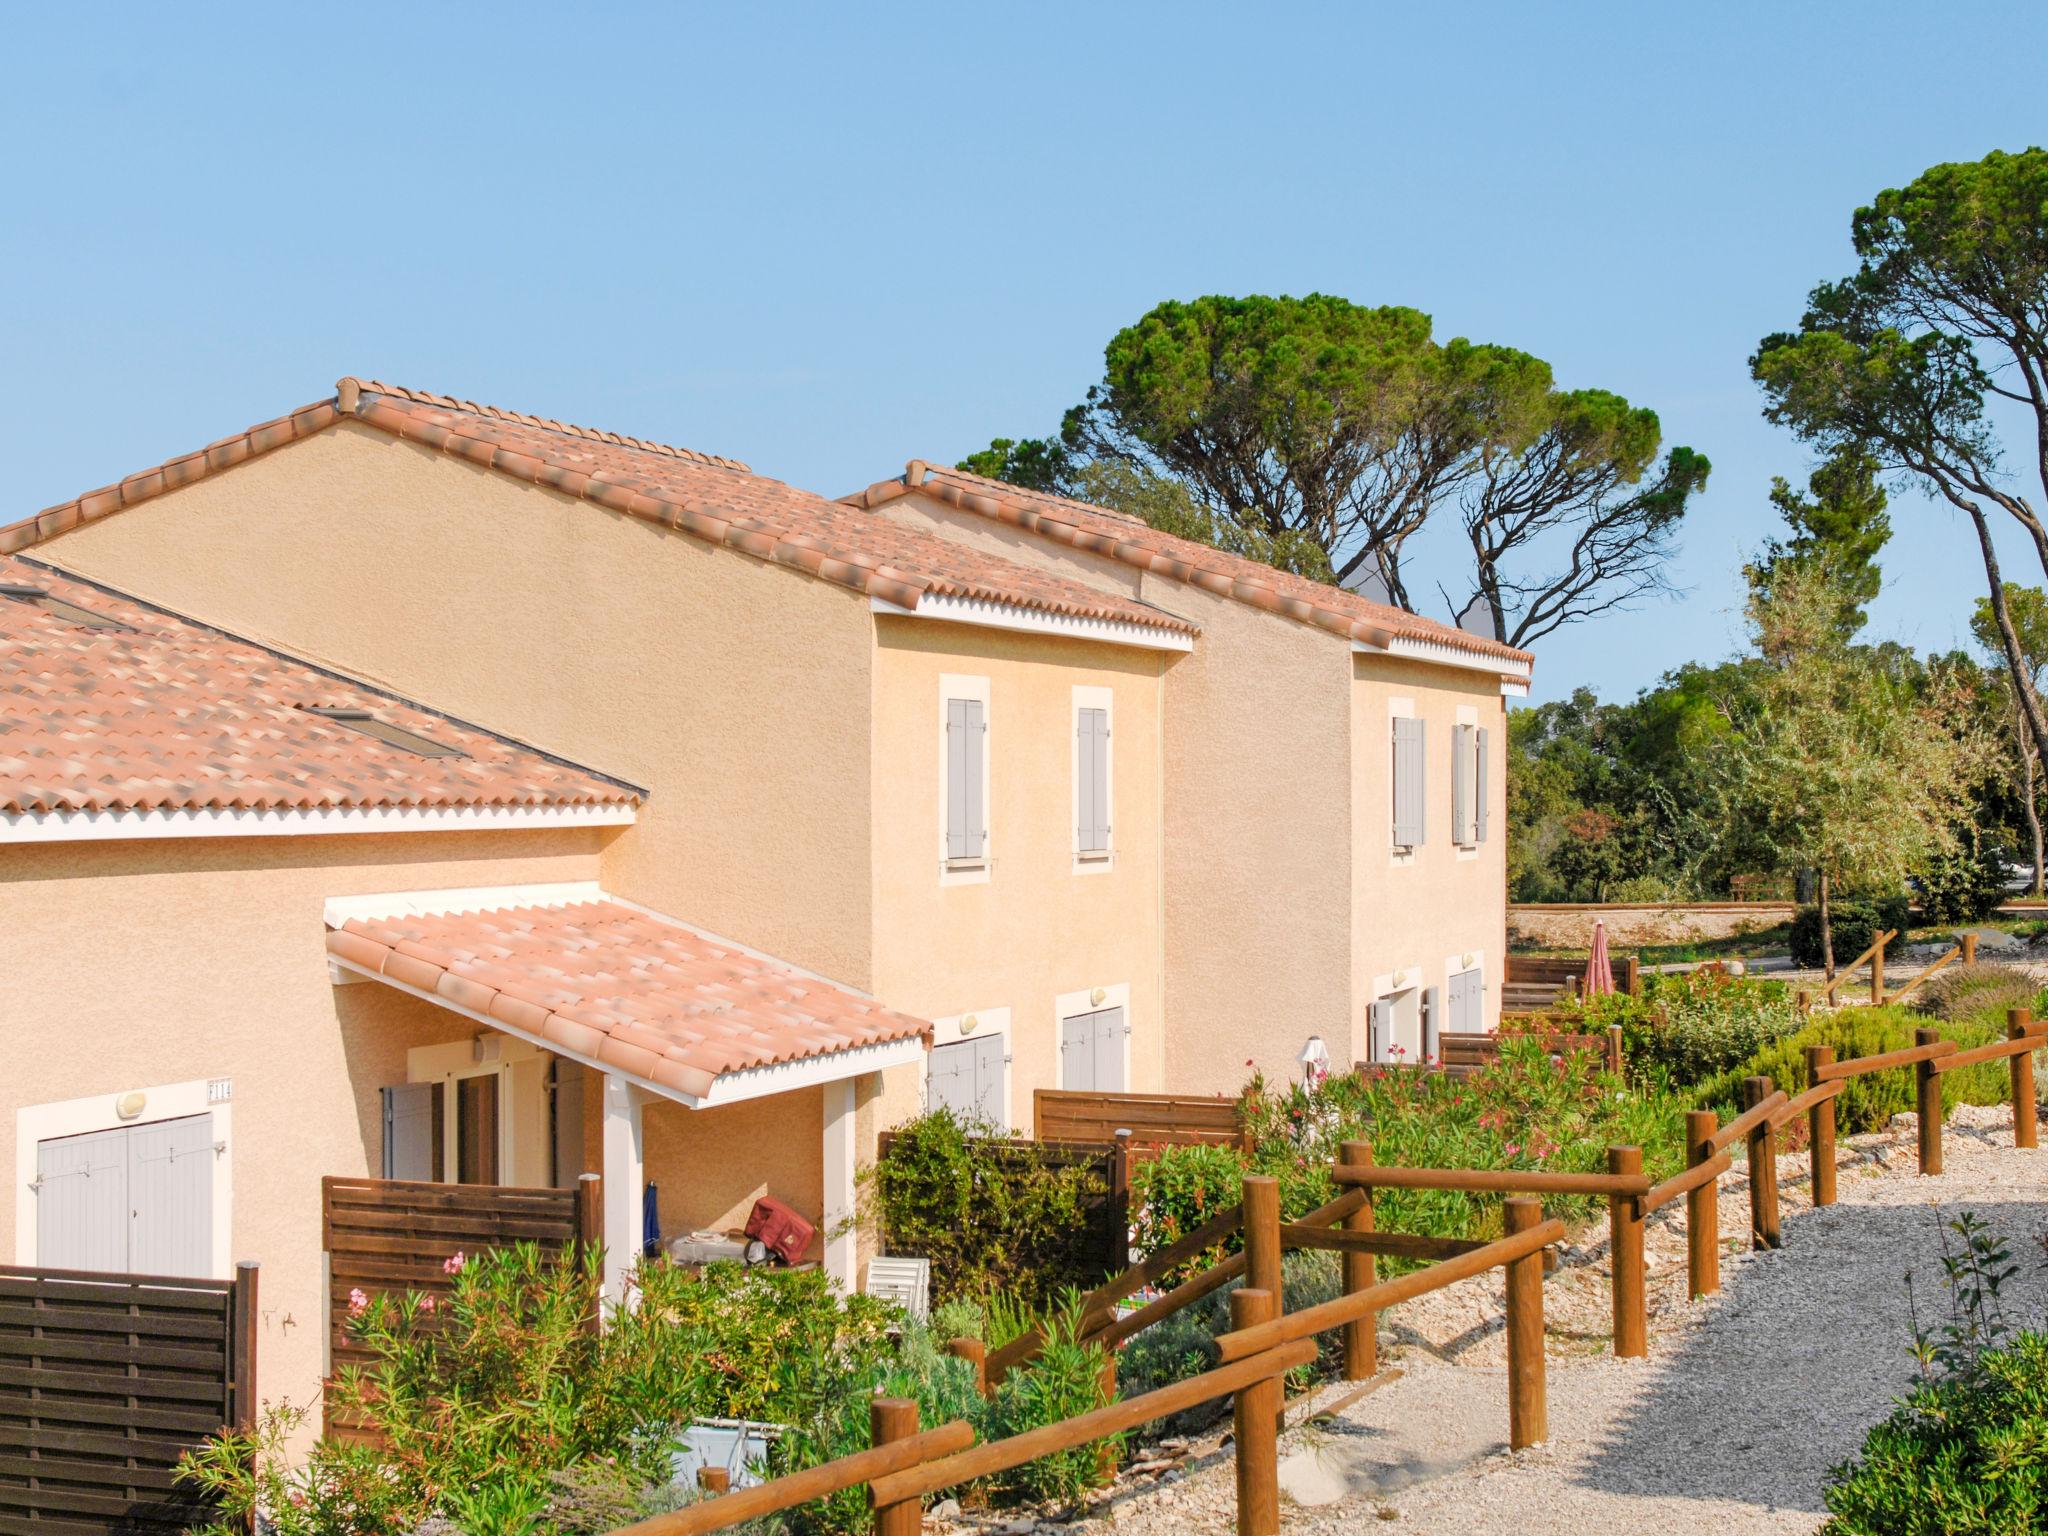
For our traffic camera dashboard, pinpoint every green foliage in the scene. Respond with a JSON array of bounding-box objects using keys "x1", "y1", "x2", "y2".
[
  {"x1": 1753, "y1": 447, "x2": 1892, "y2": 639},
  {"x1": 983, "y1": 1293, "x2": 1120, "y2": 1507},
  {"x1": 1915, "y1": 833, "x2": 2011, "y2": 925},
  {"x1": 1822, "y1": 1209, "x2": 2048, "y2": 1535},
  {"x1": 956, "y1": 437, "x2": 1071, "y2": 494},
  {"x1": 1693, "y1": 1003, "x2": 2027, "y2": 1135},
  {"x1": 1127, "y1": 1142, "x2": 1250, "y2": 1282},
  {"x1": 863, "y1": 1109, "x2": 1111, "y2": 1308},
  {"x1": 1790, "y1": 894, "x2": 1912, "y2": 969},
  {"x1": 179, "y1": 1248, "x2": 904, "y2": 1536},
  {"x1": 1602, "y1": 968, "x2": 1801, "y2": 1088},
  {"x1": 1073, "y1": 460, "x2": 1333, "y2": 580},
  {"x1": 1918, "y1": 963, "x2": 2041, "y2": 1025}
]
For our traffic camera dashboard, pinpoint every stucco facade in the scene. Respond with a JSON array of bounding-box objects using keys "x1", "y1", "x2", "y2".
[{"x1": 867, "y1": 488, "x2": 1514, "y2": 1091}]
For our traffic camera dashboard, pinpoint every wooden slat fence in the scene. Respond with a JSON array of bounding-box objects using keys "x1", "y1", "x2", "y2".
[
  {"x1": 1436, "y1": 1026, "x2": 1625, "y2": 1079},
  {"x1": 0, "y1": 1260, "x2": 255, "y2": 1535},
  {"x1": 322, "y1": 1176, "x2": 590, "y2": 1439},
  {"x1": 1032, "y1": 1090, "x2": 1248, "y2": 1150}
]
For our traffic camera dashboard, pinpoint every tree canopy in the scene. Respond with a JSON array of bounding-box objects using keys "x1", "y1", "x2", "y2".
[{"x1": 963, "y1": 292, "x2": 1707, "y2": 647}]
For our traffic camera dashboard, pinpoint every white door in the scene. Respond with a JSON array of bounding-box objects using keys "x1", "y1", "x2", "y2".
[
  {"x1": 36, "y1": 1114, "x2": 214, "y2": 1278},
  {"x1": 1060, "y1": 1008, "x2": 1126, "y2": 1092}
]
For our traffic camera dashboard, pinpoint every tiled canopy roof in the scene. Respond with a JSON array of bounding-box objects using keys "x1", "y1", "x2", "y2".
[
  {"x1": 0, "y1": 380, "x2": 1195, "y2": 642},
  {"x1": 0, "y1": 557, "x2": 637, "y2": 818},
  {"x1": 845, "y1": 461, "x2": 1536, "y2": 669},
  {"x1": 326, "y1": 894, "x2": 930, "y2": 1100}
]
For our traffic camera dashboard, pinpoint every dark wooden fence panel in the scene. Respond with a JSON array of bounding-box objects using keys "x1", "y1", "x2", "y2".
[
  {"x1": 322, "y1": 1177, "x2": 582, "y2": 1439},
  {"x1": 0, "y1": 1262, "x2": 252, "y2": 1534},
  {"x1": 1032, "y1": 1090, "x2": 1247, "y2": 1150},
  {"x1": 1436, "y1": 1029, "x2": 1624, "y2": 1078}
]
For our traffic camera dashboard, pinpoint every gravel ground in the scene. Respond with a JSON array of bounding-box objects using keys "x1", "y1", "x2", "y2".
[{"x1": 972, "y1": 1104, "x2": 2048, "y2": 1536}]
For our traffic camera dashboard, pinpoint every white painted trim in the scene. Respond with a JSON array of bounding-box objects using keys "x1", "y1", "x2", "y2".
[
  {"x1": 0, "y1": 801, "x2": 636, "y2": 845},
  {"x1": 1365, "y1": 969, "x2": 1424, "y2": 1065},
  {"x1": 601, "y1": 1075, "x2": 646, "y2": 1308},
  {"x1": 15, "y1": 1080, "x2": 234, "y2": 1280},
  {"x1": 1070, "y1": 684, "x2": 1115, "y2": 875},
  {"x1": 821, "y1": 1079, "x2": 858, "y2": 1290},
  {"x1": 938, "y1": 673, "x2": 992, "y2": 887},
  {"x1": 324, "y1": 882, "x2": 604, "y2": 928},
  {"x1": 1501, "y1": 679, "x2": 1531, "y2": 698},
  {"x1": 328, "y1": 954, "x2": 928, "y2": 1109},
  {"x1": 1354, "y1": 633, "x2": 1533, "y2": 680},
  {"x1": 872, "y1": 593, "x2": 1193, "y2": 653},
  {"x1": 1054, "y1": 981, "x2": 1133, "y2": 1093},
  {"x1": 922, "y1": 1007, "x2": 1014, "y2": 1130}
]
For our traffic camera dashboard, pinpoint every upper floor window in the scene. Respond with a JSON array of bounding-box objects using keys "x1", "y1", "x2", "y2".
[
  {"x1": 1074, "y1": 687, "x2": 1113, "y2": 866},
  {"x1": 941, "y1": 675, "x2": 990, "y2": 876},
  {"x1": 1391, "y1": 715, "x2": 1426, "y2": 851}
]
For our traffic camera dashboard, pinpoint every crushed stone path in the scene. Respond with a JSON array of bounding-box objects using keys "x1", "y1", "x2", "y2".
[{"x1": 1055, "y1": 1106, "x2": 2048, "y2": 1536}]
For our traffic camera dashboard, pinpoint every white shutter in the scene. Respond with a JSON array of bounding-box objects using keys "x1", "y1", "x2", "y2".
[
  {"x1": 1367, "y1": 1000, "x2": 1394, "y2": 1064},
  {"x1": 1475, "y1": 727, "x2": 1490, "y2": 842},
  {"x1": 1421, "y1": 986, "x2": 1441, "y2": 1065},
  {"x1": 1392, "y1": 718, "x2": 1426, "y2": 848},
  {"x1": 946, "y1": 698, "x2": 987, "y2": 860},
  {"x1": 127, "y1": 1116, "x2": 215, "y2": 1279},
  {"x1": 1452, "y1": 724, "x2": 1471, "y2": 845},
  {"x1": 1078, "y1": 708, "x2": 1110, "y2": 854},
  {"x1": 383, "y1": 1082, "x2": 440, "y2": 1182}
]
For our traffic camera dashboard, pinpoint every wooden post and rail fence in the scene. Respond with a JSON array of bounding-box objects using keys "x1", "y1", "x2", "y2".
[{"x1": 610, "y1": 1008, "x2": 2044, "y2": 1536}]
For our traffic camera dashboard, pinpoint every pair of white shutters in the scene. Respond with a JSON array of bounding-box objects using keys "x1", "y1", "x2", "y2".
[
  {"x1": 1395, "y1": 720, "x2": 1491, "y2": 849},
  {"x1": 1450, "y1": 725, "x2": 1492, "y2": 847}
]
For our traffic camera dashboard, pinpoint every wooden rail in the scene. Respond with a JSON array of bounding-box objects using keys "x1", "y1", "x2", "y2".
[
  {"x1": 1331, "y1": 1163, "x2": 1650, "y2": 1197},
  {"x1": 1824, "y1": 927, "x2": 1897, "y2": 1005},
  {"x1": 1885, "y1": 943, "x2": 1961, "y2": 1008}
]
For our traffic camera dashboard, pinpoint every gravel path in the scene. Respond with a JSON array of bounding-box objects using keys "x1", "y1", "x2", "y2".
[{"x1": 1055, "y1": 1105, "x2": 2048, "y2": 1536}]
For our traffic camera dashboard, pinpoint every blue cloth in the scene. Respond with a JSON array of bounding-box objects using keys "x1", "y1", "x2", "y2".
[{"x1": 642, "y1": 1181, "x2": 662, "y2": 1257}]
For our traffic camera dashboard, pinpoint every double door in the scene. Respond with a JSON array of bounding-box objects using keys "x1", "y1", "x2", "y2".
[{"x1": 35, "y1": 1114, "x2": 215, "y2": 1278}]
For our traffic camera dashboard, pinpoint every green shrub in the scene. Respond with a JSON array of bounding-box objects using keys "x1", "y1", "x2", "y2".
[
  {"x1": 1917, "y1": 963, "x2": 2039, "y2": 1025},
  {"x1": 983, "y1": 1293, "x2": 1119, "y2": 1507},
  {"x1": 863, "y1": 1109, "x2": 1111, "y2": 1307},
  {"x1": 1613, "y1": 969, "x2": 1801, "y2": 1087},
  {"x1": 1694, "y1": 1005, "x2": 2023, "y2": 1135},
  {"x1": 1912, "y1": 839, "x2": 2010, "y2": 926},
  {"x1": 1790, "y1": 893, "x2": 1911, "y2": 969},
  {"x1": 1128, "y1": 1142, "x2": 1249, "y2": 1282}
]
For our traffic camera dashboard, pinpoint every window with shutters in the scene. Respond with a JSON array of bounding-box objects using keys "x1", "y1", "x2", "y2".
[
  {"x1": 1073, "y1": 686, "x2": 1113, "y2": 869},
  {"x1": 939, "y1": 675, "x2": 991, "y2": 882},
  {"x1": 1452, "y1": 720, "x2": 1478, "y2": 848},
  {"x1": 1390, "y1": 713, "x2": 1426, "y2": 853}
]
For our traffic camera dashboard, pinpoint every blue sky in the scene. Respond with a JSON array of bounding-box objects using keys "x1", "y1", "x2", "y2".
[{"x1": 4, "y1": 3, "x2": 2044, "y2": 703}]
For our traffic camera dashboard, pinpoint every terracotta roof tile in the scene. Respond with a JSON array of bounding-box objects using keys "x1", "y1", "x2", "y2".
[
  {"x1": 0, "y1": 558, "x2": 638, "y2": 818},
  {"x1": 328, "y1": 896, "x2": 930, "y2": 1099},
  {"x1": 844, "y1": 461, "x2": 1535, "y2": 669},
  {"x1": 2, "y1": 381, "x2": 1197, "y2": 642}
]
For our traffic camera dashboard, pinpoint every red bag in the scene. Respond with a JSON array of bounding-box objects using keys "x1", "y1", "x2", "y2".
[{"x1": 744, "y1": 1196, "x2": 816, "y2": 1266}]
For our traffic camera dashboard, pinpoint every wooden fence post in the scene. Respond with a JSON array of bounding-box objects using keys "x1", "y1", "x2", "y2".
[
  {"x1": 230, "y1": 1261, "x2": 259, "y2": 1432},
  {"x1": 870, "y1": 1398, "x2": 922, "y2": 1536},
  {"x1": 2012, "y1": 1009, "x2": 2039, "y2": 1151},
  {"x1": 1795, "y1": 988, "x2": 1812, "y2": 1016},
  {"x1": 1606, "y1": 1025, "x2": 1625, "y2": 1077},
  {"x1": 1962, "y1": 931, "x2": 1978, "y2": 965},
  {"x1": 1625, "y1": 954, "x2": 1642, "y2": 998},
  {"x1": 1741, "y1": 1076, "x2": 1781, "y2": 1250},
  {"x1": 1339, "y1": 1139, "x2": 1376, "y2": 1380},
  {"x1": 1241, "y1": 1175, "x2": 1283, "y2": 1306},
  {"x1": 1606, "y1": 1147, "x2": 1646, "y2": 1358},
  {"x1": 1806, "y1": 1045, "x2": 1837, "y2": 1206},
  {"x1": 1872, "y1": 931, "x2": 1886, "y2": 1004},
  {"x1": 1503, "y1": 1198, "x2": 1547, "y2": 1450},
  {"x1": 947, "y1": 1336, "x2": 989, "y2": 1397},
  {"x1": 1229, "y1": 1288, "x2": 1281, "y2": 1536},
  {"x1": 1915, "y1": 1028, "x2": 1943, "y2": 1175},
  {"x1": 1684, "y1": 1111, "x2": 1719, "y2": 1299},
  {"x1": 577, "y1": 1172, "x2": 603, "y2": 1250}
]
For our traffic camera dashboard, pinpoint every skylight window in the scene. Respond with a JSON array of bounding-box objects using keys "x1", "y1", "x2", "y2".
[
  {"x1": 0, "y1": 583, "x2": 133, "y2": 632},
  {"x1": 302, "y1": 706, "x2": 467, "y2": 759}
]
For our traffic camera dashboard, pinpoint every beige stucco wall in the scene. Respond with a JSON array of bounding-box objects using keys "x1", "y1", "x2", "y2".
[
  {"x1": 1350, "y1": 655, "x2": 1510, "y2": 1057},
  {"x1": 0, "y1": 829, "x2": 604, "y2": 1425},
  {"x1": 36, "y1": 421, "x2": 877, "y2": 988},
  {"x1": 867, "y1": 617, "x2": 1169, "y2": 1134}
]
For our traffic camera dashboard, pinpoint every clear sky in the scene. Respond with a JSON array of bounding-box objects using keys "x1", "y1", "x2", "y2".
[{"x1": 5, "y1": 3, "x2": 2044, "y2": 703}]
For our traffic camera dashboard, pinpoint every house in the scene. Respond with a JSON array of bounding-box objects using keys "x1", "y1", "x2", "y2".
[
  {"x1": 1, "y1": 378, "x2": 1531, "y2": 1425},
  {"x1": 843, "y1": 462, "x2": 1533, "y2": 1090},
  {"x1": 1, "y1": 381, "x2": 1182, "y2": 1421}
]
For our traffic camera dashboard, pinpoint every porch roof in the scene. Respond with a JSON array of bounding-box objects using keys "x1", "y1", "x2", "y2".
[{"x1": 324, "y1": 883, "x2": 930, "y2": 1106}]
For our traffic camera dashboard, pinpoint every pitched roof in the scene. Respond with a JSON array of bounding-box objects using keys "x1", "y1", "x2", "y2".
[
  {"x1": 1, "y1": 380, "x2": 1195, "y2": 643},
  {"x1": 844, "y1": 461, "x2": 1535, "y2": 669},
  {"x1": 325, "y1": 891, "x2": 930, "y2": 1100},
  {"x1": 0, "y1": 556, "x2": 637, "y2": 818}
]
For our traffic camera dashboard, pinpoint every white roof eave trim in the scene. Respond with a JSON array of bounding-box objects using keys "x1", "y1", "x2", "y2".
[
  {"x1": 0, "y1": 801, "x2": 637, "y2": 845},
  {"x1": 1353, "y1": 633, "x2": 1533, "y2": 682},
  {"x1": 872, "y1": 593, "x2": 1193, "y2": 653}
]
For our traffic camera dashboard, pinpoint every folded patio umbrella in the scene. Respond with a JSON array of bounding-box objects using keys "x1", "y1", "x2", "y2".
[
  {"x1": 642, "y1": 1180, "x2": 662, "y2": 1258},
  {"x1": 1585, "y1": 919, "x2": 1616, "y2": 997}
]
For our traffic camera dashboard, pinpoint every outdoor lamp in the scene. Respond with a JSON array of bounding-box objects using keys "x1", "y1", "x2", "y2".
[{"x1": 1297, "y1": 1035, "x2": 1330, "y2": 1086}]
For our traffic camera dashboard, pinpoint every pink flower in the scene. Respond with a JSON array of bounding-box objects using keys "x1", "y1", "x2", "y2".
[
  {"x1": 418, "y1": 1294, "x2": 436, "y2": 1314},
  {"x1": 443, "y1": 1251, "x2": 466, "y2": 1275},
  {"x1": 347, "y1": 1287, "x2": 368, "y2": 1317},
  {"x1": 1503, "y1": 1142, "x2": 1522, "y2": 1157}
]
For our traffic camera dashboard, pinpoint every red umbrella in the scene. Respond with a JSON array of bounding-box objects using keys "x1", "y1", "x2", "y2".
[{"x1": 1584, "y1": 919, "x2": 1616, "y2": 998}]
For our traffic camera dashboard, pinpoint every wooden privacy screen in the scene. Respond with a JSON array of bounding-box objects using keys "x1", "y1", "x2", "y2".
[
  {"x1": 322, "y1": 1176, "x2": 582, "y2": 1439},
  {"x1": 1032, "y1": 1090, "x2": 1247, "y2": 1150},
  {"x1": 1438, "y1": 1028, "x2": 1624, "y2": 1078},
  {"x1": 0, "y1": 1261, "x2": 253, "y2": 1534}
]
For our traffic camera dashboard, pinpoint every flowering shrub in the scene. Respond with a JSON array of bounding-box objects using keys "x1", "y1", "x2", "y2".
[{"x1": 1127, "y1": 1142, "x2": 1248, "y2": 1282}]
